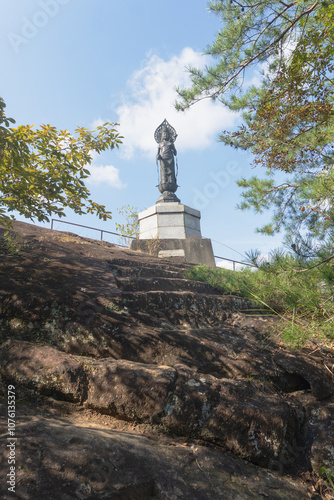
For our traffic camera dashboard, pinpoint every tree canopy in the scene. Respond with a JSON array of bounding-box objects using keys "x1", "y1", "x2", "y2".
[
  {"x1": 0, "y1": 97, "x2": 122, "y2": 227},
  {"x1": 176, "y1": 0, "x2": 334, "y2": 244}
]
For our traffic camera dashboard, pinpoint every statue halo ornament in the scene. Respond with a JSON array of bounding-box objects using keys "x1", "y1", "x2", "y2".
[{"x1": 154, "y1": 119, "x2": 177, "y2": 144}]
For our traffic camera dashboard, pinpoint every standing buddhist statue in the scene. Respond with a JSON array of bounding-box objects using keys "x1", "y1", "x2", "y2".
[{"x1": 154, "y1": 119, "x2": 180, "y2": 203}]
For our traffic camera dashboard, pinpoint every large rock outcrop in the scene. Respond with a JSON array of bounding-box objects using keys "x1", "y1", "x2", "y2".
[{"x1": 0, "y1": 221, "x2": 333, "y2": 499}]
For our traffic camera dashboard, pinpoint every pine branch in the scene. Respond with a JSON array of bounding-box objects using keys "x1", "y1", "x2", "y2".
[{"x1": 296, "y1": 254, "x2": 334, "y2": 272}]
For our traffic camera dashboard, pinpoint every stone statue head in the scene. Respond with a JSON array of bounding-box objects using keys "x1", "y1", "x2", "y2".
[{"x1": 154, "y1": 119, "x2": 177, "y2": 145}]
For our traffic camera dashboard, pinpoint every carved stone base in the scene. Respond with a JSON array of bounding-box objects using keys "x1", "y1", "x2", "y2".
[
  {"x1": 131, "y1": 237, "x2": 216, "y2": 267},
  {"x1": 156, "y1": 191, "x2": 180, "y2": 204}
]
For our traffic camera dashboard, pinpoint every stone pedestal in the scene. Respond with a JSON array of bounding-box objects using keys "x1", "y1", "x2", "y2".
[
  {"x1": 138, "y1": 202, "x2": 201, "y2": 240},
  {"x1": 131, "y1": 237, "x2": 216, "y2": 267},
  {"x1": 132, "y1": 202, "x2": 215, "y2": 267}
]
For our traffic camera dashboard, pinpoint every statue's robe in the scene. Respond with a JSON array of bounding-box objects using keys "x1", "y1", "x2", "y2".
[{"x1": 158, "y1": 140, "x2": 177, "y2": 185}]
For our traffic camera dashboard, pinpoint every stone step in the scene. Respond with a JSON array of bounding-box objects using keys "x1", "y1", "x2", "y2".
[
  {"x1": 114, "y1": 276, "x2": 222, "y2": 294},
  {"x1": 116, "y1": 290, "x2": 258, "y2": 326},
  {"x1": 108, "y1": 258, "x2": 193, "y2": 278}
]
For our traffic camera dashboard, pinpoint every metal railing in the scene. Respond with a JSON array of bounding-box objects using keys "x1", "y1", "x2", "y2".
[
  {"x1": 50, "y1": 219, "x2": 255, "y2": 269},
  {"x1": 214, "y1": 255, "x2": 256, "y2": 270},
  {"x1": 50, "y1": 219, "x2": 136, "y2": 248}
]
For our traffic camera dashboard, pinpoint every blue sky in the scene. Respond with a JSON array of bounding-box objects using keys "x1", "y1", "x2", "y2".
[{"x1": 1, "y1": 0, "x2": 285, "y2": 267}]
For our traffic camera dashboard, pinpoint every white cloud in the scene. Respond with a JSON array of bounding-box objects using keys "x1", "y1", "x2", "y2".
[
  {"x1": 86, "y1": 120, "x2": 126, "y2": 189},
  {"x1": 86, "y1": 164, "x2": 126, "y2": 189},
  {"x1": 116, "y1": 47, "x2": 239, "y2": 159},
  {"x1": 91, "y1": 117, "x2": 104, "y2": 129}
]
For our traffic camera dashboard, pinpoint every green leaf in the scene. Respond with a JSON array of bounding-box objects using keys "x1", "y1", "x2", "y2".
[{"x1": 0, "y1": 99, "x2": 122, "y2": 223}]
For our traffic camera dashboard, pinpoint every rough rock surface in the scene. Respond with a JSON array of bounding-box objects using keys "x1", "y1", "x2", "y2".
[
  {"x1": 0, "y1": 221, "x2": 333, "y2": 499},
  {"x1": 0, "y1": 339, "x2": 87, "y2": 403},
  {"x1": 307, "y1": 404, "x2": 334, "y2": 477}
]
